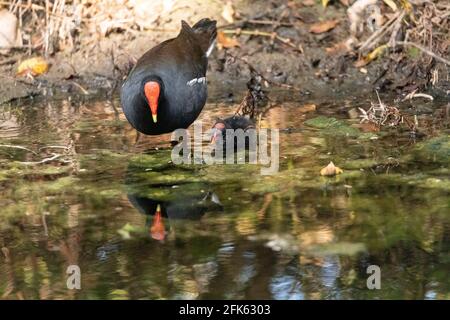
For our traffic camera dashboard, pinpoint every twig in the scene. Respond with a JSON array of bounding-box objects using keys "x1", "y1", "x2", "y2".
[
  {"x1": 38, "y1": 145, "x2": 70, "y2": 152},
  {"x1": 358, "y1": 11, "x2": 402, "y2": 53},
  {"x1": 20, "y1": 153, "x2": 62, "y2": 165},
  {"x1": 403, "y1": 89, "x2": 434, "y2": 101},
  {"x1": 0, "y1": 144, "x2": 38, "y2": 155},
  {"x1": 222, "y1": 29, "x2": 300, "y2": 50},
  {"x1": 247, "y1": 20, "x2": 293, "y2": 27},
  {"x1": 0, "y1": 57, "x2": 18, "y2": 66},
  {"x1": 397, "y1": 41, "x2": 450, "y2": 66},
  {"x1": 71, "y1": 81, "x2": 89, "y2": 95}
]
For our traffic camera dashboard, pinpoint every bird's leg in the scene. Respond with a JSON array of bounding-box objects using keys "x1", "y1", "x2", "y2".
[{"x1": 134, "y1": 131, "x2": 141, "y2": 146}]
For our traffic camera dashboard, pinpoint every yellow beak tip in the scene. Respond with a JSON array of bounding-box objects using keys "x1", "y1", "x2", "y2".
[{"x1": 152, "y1": 114, "x2": 157, "y2": 123}]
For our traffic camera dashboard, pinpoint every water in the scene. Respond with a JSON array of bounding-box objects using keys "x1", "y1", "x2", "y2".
[{"x1": 0, "y1": 92, "x2": 449, "y2": 299}]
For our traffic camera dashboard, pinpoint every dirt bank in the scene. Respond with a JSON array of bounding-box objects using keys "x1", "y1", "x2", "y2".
[{"x1": 0, "y1": 0, "x2": 448, "y2": 105}]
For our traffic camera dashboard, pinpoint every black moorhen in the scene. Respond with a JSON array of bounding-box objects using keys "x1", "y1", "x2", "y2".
[
  {"x1": 211, "y1": 116, "x2": 255, "y2": 145},
  {"x1": 120, "y1": 18, "x2": 217, "y2": 135},
  {"x1": 127, "y1": 191, "x2": 222, "y2": 241}
]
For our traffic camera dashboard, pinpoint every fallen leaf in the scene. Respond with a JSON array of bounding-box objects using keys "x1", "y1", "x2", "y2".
[
  {"x1": 217, "y1": 31, "x2": 240, "y2": 49},
  {"x1": 300, "y1": 104, "x2": 317, "y2": 112},
  {"x1": 310, "y1": 20, "x2": 339, "y2": 34},
  {"x1": 400, "y1": 0, "x2": 412, "y2": 12},
  {"x1": 17, "y1": 57, "x2": 49, "y2": 76},
  {"x1": 320, "y1": 161, "x2": 343, "y2": 176},
  {"x1": 302, "y1": 0, "x2": 316, "y2": 6},
  {"x1": 358, "y1": 122, "x2": 380, "y2": 132},
  {"x1": 322, "y1": 0, "x2": 330, "y2": 8},
  {"x1": 222, "y1": 1, "x2": 235, "y2": 23},
  {"x1": 354, "y1": 44, "x2": 388, "y2": 67},
  {"x1": 326, "y1": 40, "x2": 352, "y2": 55},
  {"x1": 0, "y1": 10, "x2": 20, "y2": 54},
  {"x1": 117, "y1": 223, "x2": 138, "y2": 240},
  {"x1": 383, "y1": 0, "x2": 398, "y2": 11},
  {"x1": 339, "y1": 0, "x2": 350, "y2": 5}
]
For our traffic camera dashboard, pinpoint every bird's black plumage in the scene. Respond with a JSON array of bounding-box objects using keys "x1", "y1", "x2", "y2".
[
  {"x1": 211, "y1": 115, "x2": 256, "y2": 151},
  {"x1": 213, "y1": 116, "x2": 255, "y2": 132},
  {"x1": 120, "y1": 19, "x2": 217, "y2": 135}
]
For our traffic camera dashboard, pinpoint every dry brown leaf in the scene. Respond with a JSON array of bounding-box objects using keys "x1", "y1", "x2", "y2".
[
  {"x1": 326, "y1": 41, "x2": 352, "y2": 55},
  {"x1": 320, "y1": 161, "x2": 343, "y2": 176},
  {"x1": 0, "y1": 10, "x2": 20, "y2": 54},
  {"x1": 17, "y1": 57, "x2": 49, "y2": 76},
  {"x1": 400, "y1": 0, "x2": 412, "y2": 12},
  {"x1": 358, "y1": 122, "x2": 380, "y2": 132},
  {"x1": 222, "y1": 1, "x2": 235, "y2": 23},
  {"x1": 302, "y1": 0, "x2": 316, "y2": 6},
  {"x1": 217, "y1": 31, "x2": 240, "y2": 49},
  {"x1": 339, "y1": 0, "x2": 350, "y2": 5},
  {"x1": 354, "y1": 44, "x2": 388, "y2": 67},
  {"x1": 310, "y1": 20, "x2": 339, "y2": 34},
  {"x1": 383, "y1": 0, "x2": 398, "y2": 11},
  {"x1": 300, "y1": 104, "x2": 317, "y2": 113}
]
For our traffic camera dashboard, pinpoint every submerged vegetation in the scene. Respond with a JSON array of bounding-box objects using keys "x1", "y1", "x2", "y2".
[{"x1": 0, "y1": 95, "x2": 449, "y2": 299}]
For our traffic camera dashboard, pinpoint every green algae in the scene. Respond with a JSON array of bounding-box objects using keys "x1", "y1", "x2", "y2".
[
  {"x1": 304, "y1": 116, "x2": 362, "y2": 137},
  {"x1": 413, "y1": 135, "x2": 450, "y2": 164}
]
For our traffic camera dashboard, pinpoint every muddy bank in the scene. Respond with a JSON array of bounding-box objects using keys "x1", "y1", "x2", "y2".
[{"x1": 1, "y1": 1, "x2": 448, "y2": 105}]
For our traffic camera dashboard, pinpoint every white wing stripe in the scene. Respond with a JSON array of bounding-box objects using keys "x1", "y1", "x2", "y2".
[{"x1": 187, "y1": 77, "x2": 206, "y2": 86}]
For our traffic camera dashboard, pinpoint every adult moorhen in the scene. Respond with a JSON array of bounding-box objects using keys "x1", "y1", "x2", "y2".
[
  {"x1": 127, "y1": 190, "x2": 222, "y2": 241},
  {"x1": 120, "y1": 18, "x2": 217, "y2": 135}
]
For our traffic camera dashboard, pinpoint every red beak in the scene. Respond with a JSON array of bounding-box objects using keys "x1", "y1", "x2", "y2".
[
  {"x1": 144, "y1": 81, "x2": 160, "y2": 123},
  {"x1": 210, "y1": 129, "x2": 220, "y2": 145},
  {"x1": 150, "y1": 204, "x2": 165, "y2": 241}
]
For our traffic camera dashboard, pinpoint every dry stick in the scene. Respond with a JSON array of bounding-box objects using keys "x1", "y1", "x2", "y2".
[
  {"x1": 218, "y1": 10, "x2": 278, "y2": 30},
  {"x1": 0, "y1": 144, "x2": 38, "y2": 155},
  {"x1": 397, "y1": 41, "x2": 450, "y2": 66},
  {"x1": 389, "y1": 11, "x2": 406, "y2": 47},
  {"x1": 38, "y1": 145, "x2": 70, "y2": 152},
  {"x1": 20, "y1": 153, "x2": 62, "y2": 165},
  {"x1": 359, "y1": 11, "x2": 402, "y2": 53},
  {"x1": 222, "y1": 29, "x2": 299, "y2": 50},
  {"x1": 0, "y1": 57, "x2": 18, "y2": 66},
  {"x1": 71, "y1": 81, "x2": 89, "y2": 95},
  {"x1": 247, "y1": 20, "x2": 293, "y2": 27}
]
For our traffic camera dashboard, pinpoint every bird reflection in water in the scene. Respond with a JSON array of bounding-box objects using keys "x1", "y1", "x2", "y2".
[{"x1": 127, "y1": 190, "x2": 222, "y2": 241}]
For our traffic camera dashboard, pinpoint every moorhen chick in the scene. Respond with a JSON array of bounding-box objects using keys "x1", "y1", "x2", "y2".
[
  {"x1": 210, "y1": 69, "x2": 267, "y2": 150},
  {"x1": 120, "y1": 18, "x2": 217, "y2": 135},
  {"x1": 211, "y1": 115, "x2": 256, "y2": 147}
]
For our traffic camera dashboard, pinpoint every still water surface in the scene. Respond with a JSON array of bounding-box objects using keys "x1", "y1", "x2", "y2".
[{"x1": 0, "y1": 92, "x2": 449, "y2": 299}]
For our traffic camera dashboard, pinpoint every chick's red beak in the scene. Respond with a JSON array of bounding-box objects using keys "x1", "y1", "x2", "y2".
[
  {"x1": 210, "y1": 123, "x2": 225, "y2": 145},
  {"x1": 144, "y1": 81, "x2": 160, "y2": 123},
  {"x1": 210, "y1": 129, "x2": 220, "y2": 145}
]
